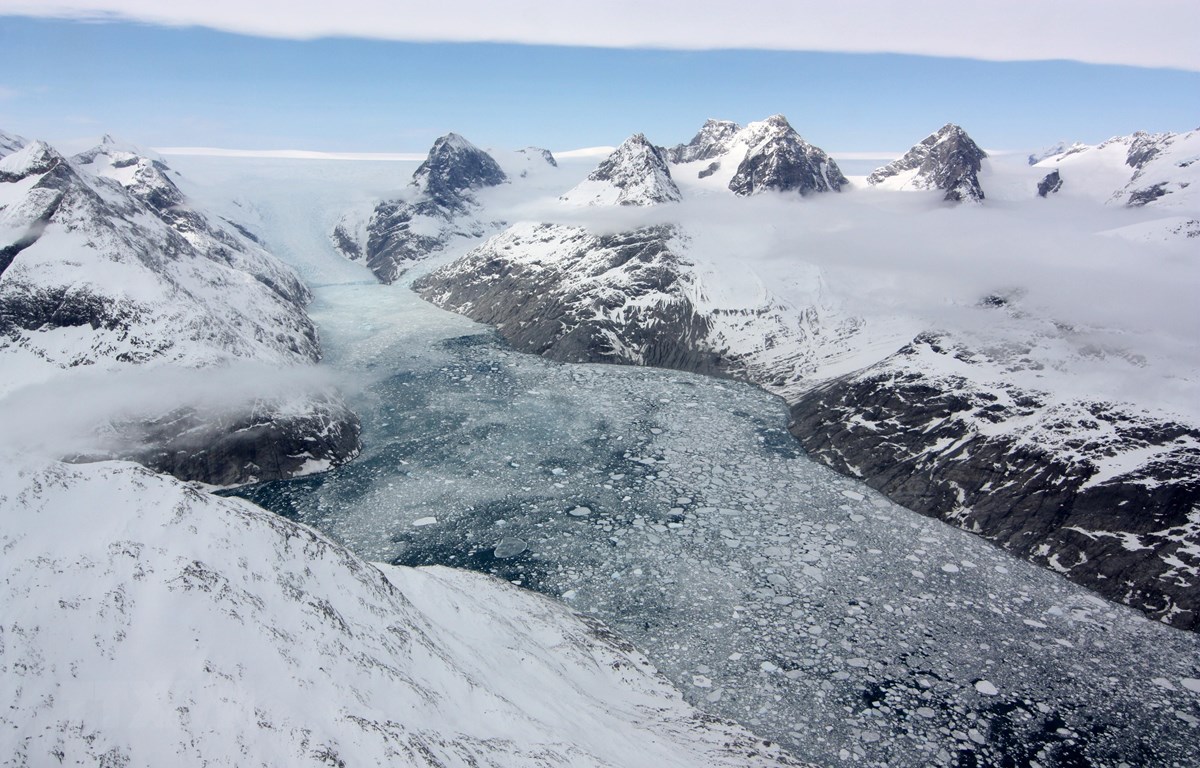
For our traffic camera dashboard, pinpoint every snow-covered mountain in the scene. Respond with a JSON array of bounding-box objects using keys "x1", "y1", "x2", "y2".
[
  {"x1": 0, "y1": 457, "x2": 804, "y2": 768},
  {"x1": 867, "y1": 123, "x2": 987, "y2": 202},
  {"x1": 668, "y1": 115, "x2": 847, "y2": 196},
  {"x1": 561, "y1": 133, "x2": 681, "y2": 206},
  {"x1": 0, "y1": 133, "x2": 360, "y2": 485},
  {"x1": 332, "y1": 133, "x2": 512, "y2": 283}
]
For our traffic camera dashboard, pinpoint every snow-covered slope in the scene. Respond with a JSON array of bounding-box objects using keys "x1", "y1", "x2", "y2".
[
  {"x1": 332, "y1": 133, "x2": 511, "y2": 283},
  {"x1": 0, "y1": 458, "x2": 803, "y2": 768},
  {"x1": 867, "y1": 123, "x2": 988, "y2": 202},
  {"x1": 0, "y1": 133, "x2": 360, "y2": 484},
  {"x1": 1033, "y1": 127, "x2": 1200, "y2": 240}
]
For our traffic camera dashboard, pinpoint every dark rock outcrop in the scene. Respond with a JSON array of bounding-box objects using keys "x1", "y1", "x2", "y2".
[
  {"x1": 728, "y1": 115, "x2": 847, "y2": 196},
  {"x1": 1037, "y1": 169, "x2": 1063, "y2": 197},
  {"x1": 789, "y1": 333, "x2": 1200, "y2": 631},
  {"x1": 868, "y1": 123, "x2": 987, "y2": 203},
  {"x1": 102, "y1": 395, "x2": 362, "y2": 486},
  {"x1": 412, "y1": 133, "x2": 508, "y2": 211}
]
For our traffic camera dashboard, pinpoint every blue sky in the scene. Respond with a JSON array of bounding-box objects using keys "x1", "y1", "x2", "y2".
[{"x1": 0, "y1": 14, "x2": 1197, "y2": 154}]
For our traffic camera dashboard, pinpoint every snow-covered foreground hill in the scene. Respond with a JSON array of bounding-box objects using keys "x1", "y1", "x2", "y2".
[{"x1": 0, "y1": 458, "x2": 803, "y2": 767}]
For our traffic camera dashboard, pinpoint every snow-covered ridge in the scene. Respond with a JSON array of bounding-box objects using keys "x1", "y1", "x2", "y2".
[
  {"x1": 1036, "y1": 127, "x2": 1200, "y2": 212},
  {"x1": 0, "y1": 458, "x2": 803, "y2": 767}
]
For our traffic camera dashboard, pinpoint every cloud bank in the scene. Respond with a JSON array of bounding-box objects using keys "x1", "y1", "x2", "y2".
[{"x1": 4, "y1": 0, "x2": 1199, "y2": 72}]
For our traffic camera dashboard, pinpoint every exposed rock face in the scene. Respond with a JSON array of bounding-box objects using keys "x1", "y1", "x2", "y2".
[
  {"x1": 561, "y1": 133, "x2": 681, "y2": 206},
  {"x1": 0, "y1": 458, "x2": 805, "y2": 767},
  {"x1": 1037, "y1": 169, "x2": 1063, "y2": 197},
  {"x1": 868, "y1": 123, "x2": 987, "y2": 203},
  {"x1": 415, "y1": 224, "x2": 724, "y2": 373},
  {"x1": 727, "y1": 115, "x2": 848, "y2": 196},
  {"x1": 0, "y1": 134, "x2": 361, "y2": 484},
  {"x1": 412, "y1": 132, "x2": 508, "y2": 210},
  {"x1": 667, "y1": 118, "x2": 742, "y2": 164},
  {"x1": 332, "y1": 133, "x2": 507, "y2": 283},
  {"x1": 789, "y1": 332, "x2": 1200, "y2": 631}
]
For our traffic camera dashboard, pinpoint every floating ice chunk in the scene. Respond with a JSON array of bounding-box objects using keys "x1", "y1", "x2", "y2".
[
  {"x1": 847, "y1": 658, "x2": 870, "y2": 668},
  {"x1": 1023, "y1": 619, "x2": 1048, "y2": 629},
  {"x1": 412, "y1": 516, "x2": 438, "y2": 526},
  {"x1": 916, "y1": 707, "x2": 936, "y2": 719},
  {"x1": 841, "y1": 490, "x2": 865, "y2": 501},
  {"x1": 974, "y1": 680, "x2": 999, "y2": 696},
  {"x1": 568, "y1": 506, "x2": 592, "y2": 517},
  {"x1": 1153, "y1": 677, "x2": 1178, "y2": 691},
  {"x1": 493, "y1": 537, "x2": 528, "y2": 558},
  {"x1": 561, "y1": 589, "x2": 577, "y2": 600},
  {"x1": 1183, "y1": 678, "x2": 1200, "y2": 693},
  {"x1": 941, "y1": 563, "x2": 960, "y2": 573},
  {"x1": 692, "y1": 675, "x2": 712, "y2": 688}
]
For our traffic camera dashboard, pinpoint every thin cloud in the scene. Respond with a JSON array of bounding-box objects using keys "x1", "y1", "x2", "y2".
[{"x1": 2, "y1": 1, "x2": 1198, "y2": 72}]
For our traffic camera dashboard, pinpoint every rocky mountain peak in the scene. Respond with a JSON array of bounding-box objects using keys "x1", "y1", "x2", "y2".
[
  {"x1": 561, "y1": 133, "x2": 682, "y2": 206},
  {"x1": 727, "y1": 116, "x2": 847, "y2": 197},
  {"x1": 410, "y1": 132, "x2": 508, "y2": 209},
  {"x1": 667, "y1": 118, "x2": 742, "y2": 163},
  {"x1": 868, "y1": 123, "x2": 987, "y2": 203}
]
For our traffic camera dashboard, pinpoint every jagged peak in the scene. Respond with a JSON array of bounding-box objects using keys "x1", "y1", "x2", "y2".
[
  {"x1": 72, "y1": 134, "x2": 164, "y2": 169},
  {"x1": 411, "y1": 132, "x2": 508, "y2": 207},
  {"x1": 867, "y1": 123, "x2": 986, "y2": 203},
  {"x1": 561, "y1": 133, "x2": 681, "y2": 207}
]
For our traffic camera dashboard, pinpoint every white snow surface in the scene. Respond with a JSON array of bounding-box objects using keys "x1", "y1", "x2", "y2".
[{"x1": 0, "y1": 458, "x2": 803, "y2": 768}]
